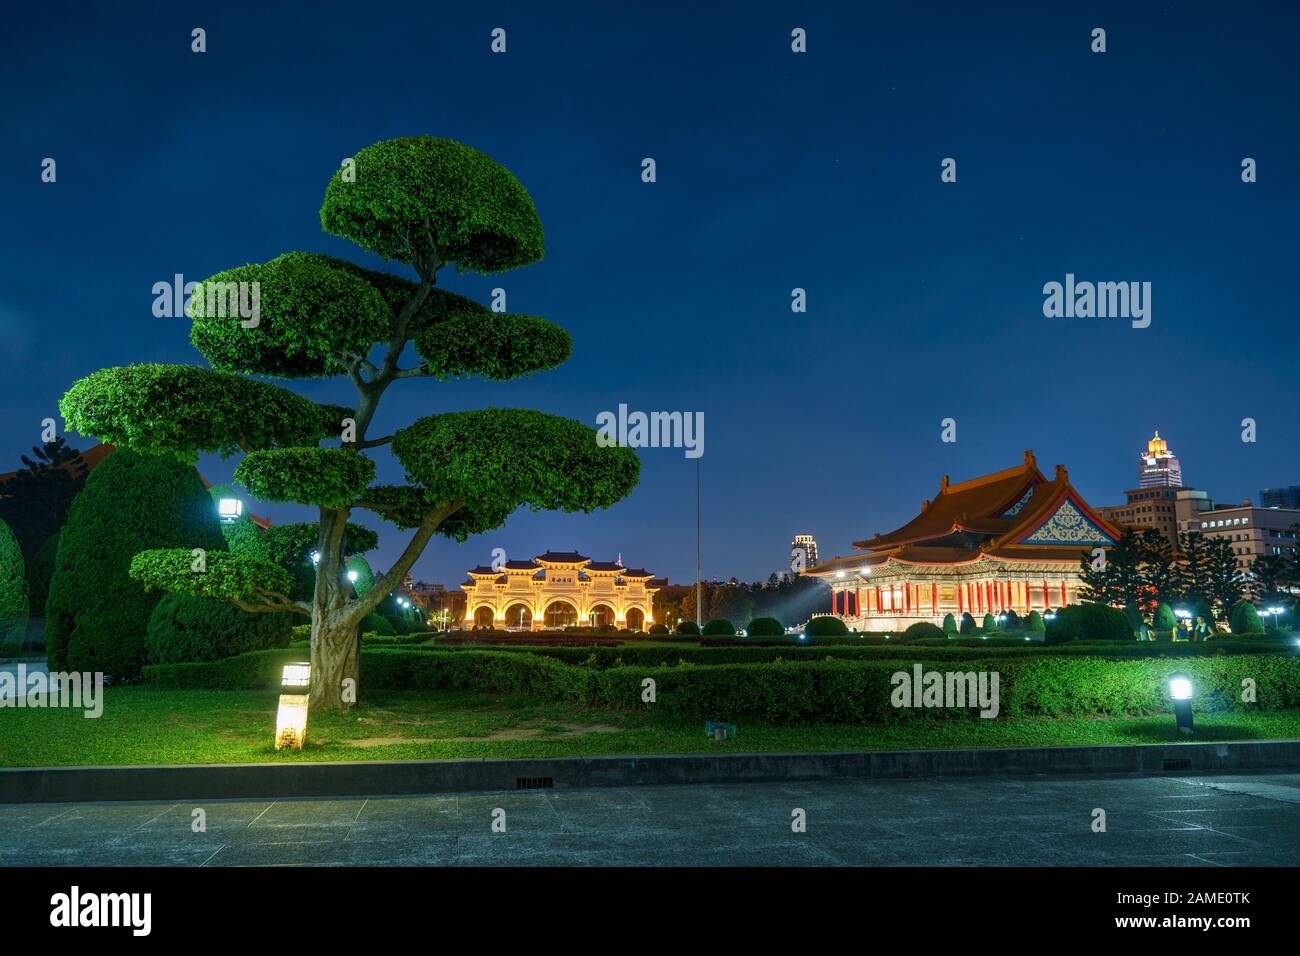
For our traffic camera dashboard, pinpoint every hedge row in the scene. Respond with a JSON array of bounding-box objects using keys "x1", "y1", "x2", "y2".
[{"x1": 142, "y1": 647, "x2": 1300, "y2": 720}]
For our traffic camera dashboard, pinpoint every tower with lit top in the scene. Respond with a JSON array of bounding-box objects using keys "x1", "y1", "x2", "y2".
[{"x1": 1139, "y1": 430, "x2": 1182, "y2": 489}]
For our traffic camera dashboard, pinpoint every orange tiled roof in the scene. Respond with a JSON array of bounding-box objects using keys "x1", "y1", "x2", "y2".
[{"x1": 852, "y1": 450, "x2": 1045, "y2": 549}]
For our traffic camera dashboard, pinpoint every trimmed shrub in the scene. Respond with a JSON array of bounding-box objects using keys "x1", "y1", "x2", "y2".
[
  {"x1": 346, "y1": 556, "x2": 375, "y2": 596},
  {"x1": 902, "y1": 621, "x2": 946, "y2": 642},
  {"x1": 942, "y1": 613, "x2": 957, "y2": 634},
  {"x1": 747, "y1": 616, "x2": 784, "y2": 637},
  {"x1": 702, "y1": 618, "x2": 735, "y2": 637},
  {"x1": 1027, "y1": 610, "x2": 1045, "y2": 632},
  {"x1": 806, "y1": 615, "x2": 849, "y2": 637},
  {"x1": 145, "y1": 593, "x2": 293, "y2": 663},
  {"x1": 1229, "y1": 600, "x2": 1263, "y2": 634},
  {"x1": 648, "y1": 623, "x2": 670, "y2": 635},
  {"x1": 959, "y1": 612, "x2": 975, "y2": 635},
  {"x1": 1153, "y1": 603, "x2": 1177, "y2": 631},
  {"x1": 1003, "y1": 609, "x2": 1021, "y2": 629},
  {"x1": 675, "y1": 620, "x2": 701, "y2": 636},
  {"x1": 982, "y1": 613, "x2": 996, "y2": 632},
  {"x1": 24, "y1": 532, "x2": 61, "y2": 648},
  {"x1": 363, "y1": 612, "x2": 394, "y2": 635},
  {"x1": 143, "y1": 647, "x2": 1300, "y2": 720},
  {"x1": 1045, "y1": 602, "x2": 1133, "y2": 643},
  {"x1": 45, "y1": 450, "x2": 226, "y2": 678},
  {"x1": 0, "y1": 517, "x2": 28, "y2": 648}
]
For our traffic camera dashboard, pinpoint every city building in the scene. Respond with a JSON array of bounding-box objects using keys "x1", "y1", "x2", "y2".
[
  {"x1": 459, "y1": 551, "x2": 658, "y2": 631},
  {"x1": 1098, "y1": 486, "x2": 1181, "y2": 546},
  {"x1": 1176, "y1": 491, "x2": 1300, "y2": 574},
  {"x1": 1260, "y1": 486, "x2": 1300, "y2": 509},
  {"x1": 791, "y1": 534, "x2": 819, "y2": 568},
  {"x1": 804, "y1": 451, "x2": 1121, "y2": 632},
  {"x1": 1138, "y1": 430, "x2": 1183, "y2": 489}
]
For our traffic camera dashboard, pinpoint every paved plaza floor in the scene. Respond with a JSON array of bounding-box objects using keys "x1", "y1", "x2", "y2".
[{"x1": 2, "y1": 771, "x2": 1297, "y2": 866}]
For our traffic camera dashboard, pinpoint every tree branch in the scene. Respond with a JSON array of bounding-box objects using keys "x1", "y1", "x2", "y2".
[{"x1": 346, "y1": 499, "x2": 463, "y2": 622}]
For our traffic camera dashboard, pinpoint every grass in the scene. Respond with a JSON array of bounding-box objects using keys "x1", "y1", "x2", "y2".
[{"x1": 1, "y1": 687, "x2": 1298, "y2": 767}]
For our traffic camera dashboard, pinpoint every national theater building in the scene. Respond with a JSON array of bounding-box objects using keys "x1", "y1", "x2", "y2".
[
  {"x1": 460, "y1": 551, "x2": 658, "y2": 631},
  {"x1": 804, "y1": 452, "x2": 1121, "y2": 631}
]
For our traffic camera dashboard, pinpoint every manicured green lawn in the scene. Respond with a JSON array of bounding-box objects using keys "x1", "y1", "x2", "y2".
[{"x1": 2, "y1": 687, "x2": 1298, "y2": 767}]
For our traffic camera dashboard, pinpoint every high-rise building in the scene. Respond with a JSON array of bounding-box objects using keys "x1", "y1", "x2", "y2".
[
  {"x1": 1176, "y1": 491, "x2": 1300, "y2": 574},
  {"x1": 1139, "y1": 430, "x2": 1182, "y2": 488},
  {"x1": 1098, "y1": 485, "x2": 1181, "y2": 546},
  {"x1": 1260, "y1": 486, "x2": 1300, "y2": 509},
  {"x1": 791, "y1": 534, "x2": 819, "y2": 569}
]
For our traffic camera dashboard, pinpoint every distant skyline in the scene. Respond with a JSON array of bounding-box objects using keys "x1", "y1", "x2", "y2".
[{"x1": 3, "y1": 2, "x2": 1297, "y2": 587}]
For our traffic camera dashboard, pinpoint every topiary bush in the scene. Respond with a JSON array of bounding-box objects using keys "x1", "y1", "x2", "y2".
[
  {"x1": 1229, "y1": 600, "x2": 1263, "y2": 634},
  {"x1": 648, "y1": 623, "x2": 670, "y2": 635},
  {"x1": 1045, "y1": 602, "x2": 1134, "y2": 643},
  {"x1": 806, "y1": 615, "x2": 849, "y2": 637},
  {"x1": 145, "y1": 593, "x2": 294, "y2": 663},
  {"x1": 942, "y1": 612, "x2": 957, "y2": 634},
  {"x1": 675, "y1": 620, "x2": 701, "y2": 636},
  {"x1": 747, "y1": 616, "x2": 784, "y2": 637},
  {"x1": 982, "y1": 613, "x2": 996, "y2": 632},
  {"x1": 0, "y1": 517, "x2": 28, "y2": 650},
  {"x1": 362, "y1": 612, "x2": 394, "y2": 635},
  {"x1": 1027, "y1": 610, "x2": 1045, "y2": 632},
  {"x1": 45, "y1": 449, "x2": 227, "y2": 678},
  {"x1": 1003, "y1": 609, "x2": 1021, "y2": 629},
  {"x1": 902, "y1": 621, "x2": 946, "y2": 642},
  {"x1": 702, "y1": 618, "x2": 735, "y2": 637},
  {"x1": 1153, "y1": 603, "x2": 1177, "y2": 631},
  {"x1": 959, "y1": 612, "x2": 975, "y2": 635}
]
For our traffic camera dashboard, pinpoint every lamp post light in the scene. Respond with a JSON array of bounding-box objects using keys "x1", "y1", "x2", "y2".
[
  {"x1": 275, "y1": 663, "x2": 311, "y2": 750},
  {"x1": 310, "y1": 551, "x2": 321, "y2": 565},
  {"x1": 347, "y1": 570, "x2": 359, "y2": 583},
  {"x1": 217, "y1": 497, "x2": 243, "y2": 523},
  {"x1": 1169, "y1": 672, "x2": 1194, "y2": 736}
]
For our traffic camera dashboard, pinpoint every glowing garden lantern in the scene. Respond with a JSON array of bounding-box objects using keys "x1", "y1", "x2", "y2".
[
  {"x1": 1168, "y1": 672, "x2": 1194, "y2": 736},
  {"x1": 274, "y1": 662, "x2": 311, "y2": 751},
  {"x1": 217, "y1": 497, "x2": 243, "y2": 523}
]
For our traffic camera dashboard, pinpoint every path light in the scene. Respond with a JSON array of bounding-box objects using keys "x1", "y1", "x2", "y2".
[
  {"x1": 1169, "y1": 672, "x2": 1194, "y2": 736},
  {"x1": 217, "y1": 497, "x2": 243, "y2": 523},
  {"x1": 310, "y1": 551, "x2": 321, "y2": 565},
  {"x1": 736, "y1": 628, "x2": 747, "y2": 638},
  {"x1": 346, "y1": 570, "x2": 358, "y2": 583},
  {"x1": 274, "y1": 663, "x2": 311, "y2": 751}
]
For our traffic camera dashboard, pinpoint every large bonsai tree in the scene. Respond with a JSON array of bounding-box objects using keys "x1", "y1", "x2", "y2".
[{"x1": 60, "y1": 136, "x2": 639, "y2": 709}]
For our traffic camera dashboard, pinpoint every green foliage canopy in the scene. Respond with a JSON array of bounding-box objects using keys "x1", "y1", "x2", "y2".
[{"x1": 234, "y1": 448, "x2": 375, "y2": 508}]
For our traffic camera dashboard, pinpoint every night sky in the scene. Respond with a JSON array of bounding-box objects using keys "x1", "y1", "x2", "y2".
[{"x1": 3, "y1": 1, "x2": 1297, "y2": 588}]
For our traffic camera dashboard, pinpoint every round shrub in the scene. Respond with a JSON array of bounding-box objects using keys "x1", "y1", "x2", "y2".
[
  {"x1": 942, "y1": 612, "x2": 957, "y2": 634},
  {"x1": 806, "y1": 615, "x2": 849, "y2": 637},
  {"x1": 648, "y1": 623, "x2": 669, "y2": 635},
  {"x1": 363, "y1": 612, "x2": 394, "y2": 635},
  {"x1": 902, "y1": 621, "x2": 945, "y2": 642},
  {"x1": 1027, "y1": 610, "x2": 1045, "y2": 632},
  {"x1": 747, "y1": 616, "x2": 784, "y2": 637},
  {"x1": 959, "y1": 612, "x2": 976, "y2": 635},
  {"x1": 702, "y1": 618, "x2": 735, "y2": 637},
  {"x1": 45, "y1": 449, "x2": 226, "y2": 678},
  {"x1": 674, "y1": 620, "x2": 701, "y2": 636},
  {"x1": 145, "y1": 593, "x2": 293, "y2": 663},
  {"x1": 1045, "y1": 602, "x2": 1134, "y2": 643},
  {"x1": 1229, "y1": 600, "x2": 1263, "y2": 634},
  {"x1": 1003, "y1": 609, "x2": 1021, "y2": 629},
  {"x1": 982, "y1": 613, "x2": 996, "y2": 632}
]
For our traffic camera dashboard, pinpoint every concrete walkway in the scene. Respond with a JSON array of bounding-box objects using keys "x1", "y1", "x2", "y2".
[{"x1": 1, "y1": 771, "x2": 1297, "y2": 866}]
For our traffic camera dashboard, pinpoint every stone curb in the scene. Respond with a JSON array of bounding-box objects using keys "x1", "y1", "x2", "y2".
[{"x1": 4, "y1": 739, "x2": 1299, "y2": 803}]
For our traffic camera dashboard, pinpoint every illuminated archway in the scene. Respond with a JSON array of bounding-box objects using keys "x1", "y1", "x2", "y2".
[
  {"x1": 544, "y1": 600, "x2": 578, "y2": 629},
  {"x1": 504, "y1": 602, "x2": 533, "y2": 631},
  {"x1": 472, "y1": 606, "x2": 495, "y2": 628},
  {"x1": 625, "y1": 607, "x2": 646, "y2": 631},
  {"x1": 587, "y1": 603, "x2": 617, "y2": 628}
]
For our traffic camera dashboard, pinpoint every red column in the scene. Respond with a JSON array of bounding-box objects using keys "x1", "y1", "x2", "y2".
[
  {"x1": 875, "y1": 586, "x2": 882, "y2": 614},
  {"x1": 1060, "y1": 581, "x2": 1068, "y2": 607},
  {"x1": 931, "y1": 583, "x2": 937, "y2": 615},
  {"x1": 905, "y1": 583, "x2": 911, "y2": 613},
  {"x1": 958, "y1": 584, "x2": 964, "y2": 614},
  {"x1": 854, "y1": 588, "x2": 860, "y2": 618},
  {"x1": 1042, "y1": 579, "x2": 1049, "y2": 609}
]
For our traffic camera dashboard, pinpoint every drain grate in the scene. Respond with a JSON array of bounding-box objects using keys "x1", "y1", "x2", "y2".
[
  {"x1": 1161, "y1": 758, "x2": 1192, "y2": 771},
  {"x1": 515, "y1": 776, "x2": 554, "y2": 789}
]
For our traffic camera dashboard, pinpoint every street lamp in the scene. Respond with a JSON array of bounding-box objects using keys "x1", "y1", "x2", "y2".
[
  {"x1": 1169, "y1": 673, "x2": 1194, "y2": 736},
  {"x1": 347, "y1": 570, "x2": 358, "y2": 583},
  {"x1": 310, "y1": 551, "x2": 321, "y2": 565},
  {"x1": 217, "y1": 497, "x2": 243, "y2": 523}
]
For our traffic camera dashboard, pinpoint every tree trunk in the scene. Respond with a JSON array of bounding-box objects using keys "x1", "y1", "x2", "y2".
[{"x1": 309, "y1": 508, "x2": 359, "y2": 712}]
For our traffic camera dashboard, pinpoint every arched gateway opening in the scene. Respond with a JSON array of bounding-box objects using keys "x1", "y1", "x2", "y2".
[
  {"x1": 544, "y1": 600, "x2": 578, "y2": 629},
  {"x1": 504, "y1": 603, "x2": 533, "y2": 630}
]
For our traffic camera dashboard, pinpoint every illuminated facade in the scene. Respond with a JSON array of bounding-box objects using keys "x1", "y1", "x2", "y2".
[
  {"x1": 804, "y1": 452, "x2": 1121, "y2": 632},
  {"x1": 460, "y1": 551, "x2": 658, "y2": 631}
]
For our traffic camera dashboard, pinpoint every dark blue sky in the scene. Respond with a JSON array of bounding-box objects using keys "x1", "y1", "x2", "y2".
[{"x1": 3, "y1": 1, "x2": 1297, "y2": 588}]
